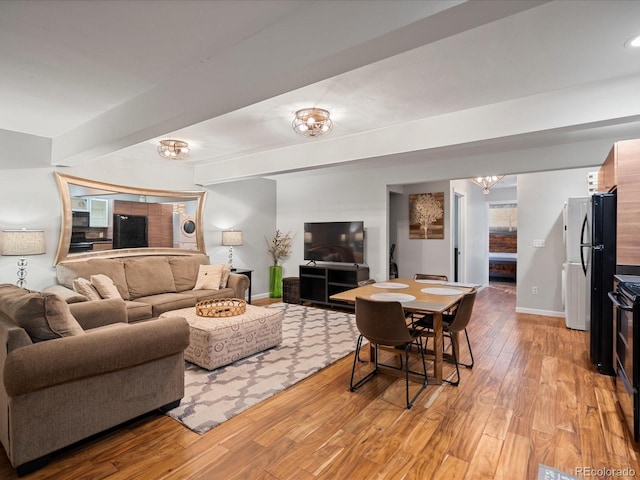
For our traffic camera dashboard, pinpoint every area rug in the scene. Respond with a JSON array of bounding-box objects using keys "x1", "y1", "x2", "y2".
[{"x1": 165, "y1": 303, "x2": 359, "y2": 434}]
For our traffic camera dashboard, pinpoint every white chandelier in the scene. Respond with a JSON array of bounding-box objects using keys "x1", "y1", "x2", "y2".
[
  {"x1": 292, "y1": 108, "x2": 333, "y2": 137},
  {"x1": 470, "y1": 175, "x2": 504, "y2": 195},
  {"x1": 157, "y1": 139, "x2": 189, "y2": 159}
]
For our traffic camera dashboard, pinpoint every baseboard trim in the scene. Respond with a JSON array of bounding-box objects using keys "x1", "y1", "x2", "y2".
[{"x1": 515, "y1": 307, "x2": 565, "y2": 318}]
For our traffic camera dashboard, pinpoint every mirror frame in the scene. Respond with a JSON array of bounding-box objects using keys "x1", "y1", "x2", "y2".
[{"x1": 54, "y1": 172, "x2": 207, "y2": 264}]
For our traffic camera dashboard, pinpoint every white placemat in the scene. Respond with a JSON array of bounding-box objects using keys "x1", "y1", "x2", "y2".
[
  {"x1": 421, "y1": 287, "x2": 464, "y2": 295},
  {"x1": 415, "y1": 279, "x2": 447, "y2": 285},
  {"x1": 370, "y1": 293, "x2": 416, "y2": 302},
  {"x1": 371, "y1": 282, "x2": 409, "y2": 289}
]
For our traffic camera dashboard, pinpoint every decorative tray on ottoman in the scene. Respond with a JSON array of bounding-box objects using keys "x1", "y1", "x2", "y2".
[{"x1": 195, "y1": 298, "x2": 247, "y2": 317}]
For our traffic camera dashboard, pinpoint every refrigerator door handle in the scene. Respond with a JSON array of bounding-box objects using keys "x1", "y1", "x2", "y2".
[{"x1": 579, "y1": 214, "x2": 590, "y2": 275}]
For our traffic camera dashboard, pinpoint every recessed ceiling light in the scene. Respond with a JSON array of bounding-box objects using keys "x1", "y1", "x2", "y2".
[{"x1": 625, "y1": 33, "x2": 640, "y2": 48}]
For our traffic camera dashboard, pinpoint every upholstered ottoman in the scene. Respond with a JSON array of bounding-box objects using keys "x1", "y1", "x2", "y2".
[{"x1": 159, "y1": 305, "x2": 283, "y2": 370}]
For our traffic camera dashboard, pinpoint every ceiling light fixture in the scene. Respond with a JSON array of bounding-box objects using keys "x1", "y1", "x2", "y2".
[
  {"x1": 292, "y1": 108, "x2": 333, "y2": 137},
  {"x1": 470, "y1": 175, "x2": 504, "y2": 195},
  {"x1": 625, "y1": 33, "x2": 640, "y2": 48},
  {"x1": 157, "y1": 139, "x2": 190, "y2": 159}
]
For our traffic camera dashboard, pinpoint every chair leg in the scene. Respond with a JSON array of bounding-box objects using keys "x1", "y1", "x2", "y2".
[
  {"x1": 404, "y1": 338, "x2": 429, "y2": 409},
  {"x1": 350, "y1": 336, "x2": 377, "y2": 391},
  {"x1": 443, "y1": 335, "x2": 461, "y2": 387},
  {"x1": 458, "y1": 328, "x2": 474, "y2": 369}
]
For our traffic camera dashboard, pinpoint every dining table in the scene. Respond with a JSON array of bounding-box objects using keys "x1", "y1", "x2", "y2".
[{"x1": 329, "y1": 277, "x2": 476, "y2": 384}]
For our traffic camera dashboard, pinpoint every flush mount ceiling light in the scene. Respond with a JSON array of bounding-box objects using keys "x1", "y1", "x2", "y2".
[
  {"x1": 625, "y1": 33, "x2": 640, "y2": 48},
  {"x1": 469, "y1": 175, "x2": 505, "y2": 195},
  {"x1": 292, "y1": 108, "x2": 333, "y2": 137},
  {"x1": 157, "y1": 139, "x2": 189, "y2": 159}
]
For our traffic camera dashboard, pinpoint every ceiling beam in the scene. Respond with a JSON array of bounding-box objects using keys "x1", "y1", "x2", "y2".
[{"x1": 51, "y1": 0, "x2": 546, "y2": 166}]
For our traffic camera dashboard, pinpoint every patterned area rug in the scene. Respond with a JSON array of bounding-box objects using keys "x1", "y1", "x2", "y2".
[{"x1": 165, "y1": 303, "x2": 359, "y2": 434}]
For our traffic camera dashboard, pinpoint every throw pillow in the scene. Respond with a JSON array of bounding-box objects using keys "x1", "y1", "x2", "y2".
[
  {"x1": 193, "y1": 264, "x2": 224, "y2": 290},
  {"x1": 73, "y1": 277, "x2": 101, "y2": 301},
  {"x1": 220, "y1": 264, "x2": 232, "y2": 288},
  {"x1": 91, "y1": 274, "x2": 123, "y2": 299},
  {"x1": 0, "y1": 284, "x2": 85, "y2": 342}
]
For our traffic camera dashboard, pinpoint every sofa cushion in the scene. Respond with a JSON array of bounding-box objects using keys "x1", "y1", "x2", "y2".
[
  {"x1": 169, "y1": 255, "x2": 210, "y2": 292},
  {"x1": 220, "y1": 264, "x2": 232, "y2": 288},
  {"x1": 193, "y1": 264, "x2": 224, "y2": 290},
  {"x1": 178, "y1": 287, "x2": 236, "y2": 302},
  {"x1": 124, "y1": 257, "x2": 177, "y2": 299},
  {"x1": 91, "y1": 274, "x2": 123, "y2": 300},
  {"x1": 0, "y1": 284, "x2": 85, "y2": 342},
  {"x1": 134, "y1": 293, "x2": 196, "y2": 317},
  {"x1": 57, "y1": 258, "x2": 130, "y2": 300},
  {"x1": 124, "y1": 301, "x2": 154, "y2": 323},
  {"x1": 73, "y1": 277, "x2": 101, "y2": 301}
]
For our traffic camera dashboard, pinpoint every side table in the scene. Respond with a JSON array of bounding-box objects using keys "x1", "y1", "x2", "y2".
[{"x1": 232, "y1": 268, "x2": 253, "y2": 304}]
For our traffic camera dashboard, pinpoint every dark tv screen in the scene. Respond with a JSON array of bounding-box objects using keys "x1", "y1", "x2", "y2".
[{"x1": 303, "y1": 221, "x2": 364, "y2": 264}]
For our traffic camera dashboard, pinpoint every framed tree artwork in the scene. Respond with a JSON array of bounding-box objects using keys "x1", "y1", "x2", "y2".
[{"x1": 409, "y1": 192, "x2": 445, "y2": 239}]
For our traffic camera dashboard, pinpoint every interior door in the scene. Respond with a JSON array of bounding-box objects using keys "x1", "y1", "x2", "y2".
[{"x1": 454, "y1": 192, "x2": 465, "y2": 282}]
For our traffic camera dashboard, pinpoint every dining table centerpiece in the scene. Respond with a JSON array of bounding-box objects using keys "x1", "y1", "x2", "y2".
[{"x1": 266, "y1": 230, "x2": 293, "y2": 298}]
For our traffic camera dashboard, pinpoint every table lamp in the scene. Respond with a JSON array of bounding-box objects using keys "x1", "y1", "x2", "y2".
[
  {"x1": 221, "y1": 230, "x2": 243, "y2": 270},
  {"x1": 1, "y1": 229, "x2": 46, "y2": 288}
]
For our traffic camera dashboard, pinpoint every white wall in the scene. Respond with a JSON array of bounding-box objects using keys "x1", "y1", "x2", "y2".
[
  {"x1": 204, "y1": 178, "x2": 277, "y2": 298},
  {"x1": 516, "y1": 167, "x2": 593, "y2": 315},
  {"x1": 391, "y1": 180, "x2": 452, "y2": 280},
  {"x1": 0, "y1": 157, "x2": 263, "y2": 291},
  {"x1": 451, "y1": 179, "x2": 491, "y2": 285},
  {"x1": 274, "y1": 152, "x2": 601, "y2": 316}
]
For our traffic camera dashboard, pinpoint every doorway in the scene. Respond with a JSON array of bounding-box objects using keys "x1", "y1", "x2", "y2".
[{"x1": 488, "y1": 201, "x2": 518, "y2": 284}]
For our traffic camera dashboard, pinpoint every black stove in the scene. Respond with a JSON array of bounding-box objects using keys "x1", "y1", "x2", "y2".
[
  {"x1": 611, "y1": 274, "x2": 640, "y2": 442},
  {"x1": 619, "y1": 282, "x2": 640, "y2": 302},
  {"x1": 617, "y1": 275, "x2": 640, "y2": 302}
]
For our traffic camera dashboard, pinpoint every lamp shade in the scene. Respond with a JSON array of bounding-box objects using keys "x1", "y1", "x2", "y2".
[
  {"x1": 1, "y1": 229, "x2": 46, "y2": 256},
  {"x1": 221, "y1": 230, "x2": 243, "y2": 246}
]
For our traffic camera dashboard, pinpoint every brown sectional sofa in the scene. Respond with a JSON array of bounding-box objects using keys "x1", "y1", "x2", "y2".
[
  {"x1": 45, "y1": 254, "x2": 250, "y2": 321},
  {"x1": 0, "y1": 284, "x2": 190, "y2": 475}
]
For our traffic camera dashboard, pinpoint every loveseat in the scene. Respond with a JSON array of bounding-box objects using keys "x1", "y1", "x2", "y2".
[
  {"x1": 0, "y1": 283, "x2": 190, "y2": 475},
  {"x1": 44, "y1": 254, "x2": 250, "y2": 322}
]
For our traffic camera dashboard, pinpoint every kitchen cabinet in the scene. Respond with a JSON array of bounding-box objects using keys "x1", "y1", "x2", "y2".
[
  {"x1": 71, "y1": 197, "x2": 89, "y2": 211},
  {"x1": 598, "y1": 145, "x2": 617, "y2": 192},
  {"x1": 600, "y1": 139, "x2": 640, "y2": 266},
  {"x1": 89, "y1": 198, "x2": 109, "y2": 228}
]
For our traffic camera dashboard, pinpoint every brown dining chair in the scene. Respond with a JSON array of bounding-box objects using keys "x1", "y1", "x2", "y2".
[
  {"x1": 414, "y1": 273, "x2": 448, "y2": 282},
  {"x1": 411, "y1": 289, "x2": 476, "y2": 386},
  {"x1": 350, "y1": 297, "x2": 429, "y2": 409}
]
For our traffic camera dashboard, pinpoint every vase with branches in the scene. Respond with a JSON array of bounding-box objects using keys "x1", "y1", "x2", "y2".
[{"x1": 266, "y1": 230, "x2": 293, "y2": 297}]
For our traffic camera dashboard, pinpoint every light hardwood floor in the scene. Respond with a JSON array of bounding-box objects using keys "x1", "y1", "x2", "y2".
[{"x1": 1, "y1": 283, "x2": 638, "y2": 479}]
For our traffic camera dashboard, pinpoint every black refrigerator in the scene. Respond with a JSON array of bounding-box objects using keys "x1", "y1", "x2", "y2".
[
  {"x1": 586, "y1": 192, "x2": 616, "y2": 375},
  {"x1": 113, "y1": 214, "x2": 148, "y2": 249}
]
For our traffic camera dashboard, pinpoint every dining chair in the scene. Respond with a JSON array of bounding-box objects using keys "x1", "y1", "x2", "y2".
[
  {"x1": 414, "y1": 273, "x2": 448, "y2": 282},
  {"x1": 411, "y1": 289, "x2": 477, "y2": 386},
  {"x1": 350, "y1": 297, "x2": 429, "y2": 409}
]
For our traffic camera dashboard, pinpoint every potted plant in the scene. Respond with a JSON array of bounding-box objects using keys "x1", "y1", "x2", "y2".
[{"x1": 266, "y1": 230, "x2": 293, "y2": 298}]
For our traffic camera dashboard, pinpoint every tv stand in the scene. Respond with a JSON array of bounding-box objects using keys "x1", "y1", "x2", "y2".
[{"x1": 299, "y1": 264, "x2": 370, "y2": 310}]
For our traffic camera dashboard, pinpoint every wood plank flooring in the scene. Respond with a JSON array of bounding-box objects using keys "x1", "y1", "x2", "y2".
[{"x1": 1, "y1": 283, "x2": 638, "y2": 479}]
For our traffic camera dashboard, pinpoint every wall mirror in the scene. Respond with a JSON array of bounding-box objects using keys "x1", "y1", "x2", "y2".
[{"x1": 54, "y1": 172, "x2": 207, "y2": 264}]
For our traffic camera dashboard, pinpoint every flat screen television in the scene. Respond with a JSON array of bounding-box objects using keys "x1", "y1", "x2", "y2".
[{"x1": 303, "y1": 221, "x2": 365, "y2": 264}]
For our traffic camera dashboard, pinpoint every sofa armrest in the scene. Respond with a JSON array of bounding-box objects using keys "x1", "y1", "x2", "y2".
[
  {"x1": 3, "y1": 316, "x2": 189, "y2": 397},
  {"x1": 228, "y1": 273, "x2": 249, "y2": 299},
  {"x1": 42, "y1": 284, "x2": 87, "y2": 304},
  {"x1": 68, "y1": 298, "x2": 128, "y2": 330}
]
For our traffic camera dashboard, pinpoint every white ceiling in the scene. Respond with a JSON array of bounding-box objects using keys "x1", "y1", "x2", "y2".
[{"x1": 1, "y1": 0, "x2": 639, "y2": 184}]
